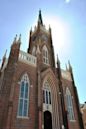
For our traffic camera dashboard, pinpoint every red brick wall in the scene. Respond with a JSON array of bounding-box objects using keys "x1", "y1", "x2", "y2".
[
  {"x1": 0, "y1": 61, "x2": 38, "y2": 129},
  {"x1": 0, "y1": 61, "x2": 82, "y2": 129},
  {"x1": 62, "y1": 78, "x2": 81, "y2": 129}
]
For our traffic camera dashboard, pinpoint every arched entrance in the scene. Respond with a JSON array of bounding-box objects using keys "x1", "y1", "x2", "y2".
[{"x1": 44, "y1": 111, "x2": 52, "y2": 129}]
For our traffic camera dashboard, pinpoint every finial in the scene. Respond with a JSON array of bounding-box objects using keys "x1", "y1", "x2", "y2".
[
  {"x1": 65, "y1": 63, "x2": 68, "y2": 70},
  {"x1": 49, "y1": 24, "x2": 51, "y2": 30},
  {"x1": 39, "y1": 9, "x2": 41, "y2": 16},
  {"x1": 30, "y1": 27, "x2": 32, "y2": 35},
  {"x1": 13, "y1": 34, "x2": 17, "y2": 43},
  {"x1": 68, "y1": 60, "x2": 71, "y2": 67},
  {"x1": 57, "y1": 54, "x2": 60, "y2": 68},
  {"x1": 18, "y1": 34, "x2": 21, "y2": 42},
  {"x1": 49, "y1": 25, "x2": 52, "y2": 42},
  {"x1": 68, "y1": 60, "x2": 72, "y2": 71},
  {"x1": 57, "y1": 54, "x2": 60, "y2": 62},
  {"x1": 38, "y1": 9, "x2": 43, "y2": 25},
  {"x1": 17, "y1": 34, "x2": 21, "y2": 45},
  {"x1": 31, "y1": 27, "x2": 32, "y2": 31}
]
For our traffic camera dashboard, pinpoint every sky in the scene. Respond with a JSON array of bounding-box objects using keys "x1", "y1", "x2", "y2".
[{"x1": 0, "y1": 0, "x2": 86, "y2": 104}]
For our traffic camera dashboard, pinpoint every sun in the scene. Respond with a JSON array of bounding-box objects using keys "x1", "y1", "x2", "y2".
[{"x1": 65, "y1": 0, "x2": 70, "y2": 3}]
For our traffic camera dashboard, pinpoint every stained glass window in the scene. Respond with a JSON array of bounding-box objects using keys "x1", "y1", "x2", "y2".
[{"x1": 17, "y1": 73, "x2": 29, "y2": 118}]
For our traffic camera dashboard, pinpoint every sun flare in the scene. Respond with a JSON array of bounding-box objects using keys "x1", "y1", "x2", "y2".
[
  {"x1": 44, "y1": 16, "x2": 71, "y2": 54},
  {"x1": 65, "y1": 0, "x2": 70, "y2": 3}
]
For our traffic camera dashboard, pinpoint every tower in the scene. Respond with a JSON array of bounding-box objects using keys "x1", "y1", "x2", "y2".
[
  {"x1": 27, "y1": 10, "x2": 55, "y2": 69},
  {"x1": 0, "y1": 10, "x2": 84, "y2": 129}
]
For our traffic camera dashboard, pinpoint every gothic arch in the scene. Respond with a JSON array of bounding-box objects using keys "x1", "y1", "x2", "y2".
[
  {"x1": 17, "y1": 73, "x2": 30, "y2": 118},
  {"x1": 17, "y1": 71, "x2": 32, "y2": 84},
  {"x1": 43, "y1": 80, "x2": 52, "y2": 105},
  {"x1": 42, "y1": 45, "x2": 49, "y2": 64},
  {"x1": 42, "y1": 68, "x2": 58, "y2": 89},
  {"x1": 42, "y1": 69, "x2": 59, "y2": 129}
]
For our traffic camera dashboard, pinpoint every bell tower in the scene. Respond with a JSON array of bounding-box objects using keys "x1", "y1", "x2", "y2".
[{"x1": 27, "y1": 10, "x2": 55, "y2": 69}]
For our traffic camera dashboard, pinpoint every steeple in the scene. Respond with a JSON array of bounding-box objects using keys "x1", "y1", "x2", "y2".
[{"x1": 38, "y1": 10, "x2": 43, "y2": 26}]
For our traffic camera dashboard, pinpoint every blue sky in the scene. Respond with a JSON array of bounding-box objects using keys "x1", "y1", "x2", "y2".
[{"x1": 0, "y1": 0, "x2": 86, "y2": 103}]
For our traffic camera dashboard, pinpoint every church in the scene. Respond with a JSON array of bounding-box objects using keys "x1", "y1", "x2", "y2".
[{"x1": 0, "y1": 10, "x2": 84, "y2": 129}]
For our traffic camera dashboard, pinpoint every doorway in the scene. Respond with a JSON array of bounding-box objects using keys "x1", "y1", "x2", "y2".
[{"x1": 44, "y1": 111, "x2": 52, "y2": 129}]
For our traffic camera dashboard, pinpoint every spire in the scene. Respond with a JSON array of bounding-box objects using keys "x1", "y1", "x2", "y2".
[
  {"x1": 49, "y1": 25, "x2": 53, "y2": 47},
  {"x1": 56, "y1": 54, "x2": 62, "y2": 79},
  {"x1": 65, "y1": 63, "x2": 68, "y2": 71},
  {"x1": 57, "y1": 54, "x2": 60, "y2": 68},
  {"x1": 68, "y1": 60, "x2": 72, "y2": 72},
  {"x1": 27, "y1": 28, "x2": 32, "y2": 53},
  {"x1": 10, "y1": 34, "x2": 21, "y2": 54},
  {"x1": 49, "y1": 25, "x2": 52, "y2": 37},
  {"x1": 49, "y1": 24, "x2": 51, "y2": 33},
  {"x1": 18, "y1": 34, "x2": 21, "y2": 44},
  {"x1": 38, "y1": 10, "x2": 43, "y2": 26},
  {"x1": 30, "y1": 27, "x2": 32, "y2": 35},
  {"x1": 68, "y1": 60, "x2": 75, "y2": 83},
  {"x1": 13, "y1": 34, "x2": 17, "y2": 44}
]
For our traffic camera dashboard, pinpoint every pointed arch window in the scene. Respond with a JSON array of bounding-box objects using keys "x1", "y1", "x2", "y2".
[
  {"x1": 17, "y1": 73, "x2": 30, "y2": 118},
  {"x1": 66, "y1": 88, "x2": 75, "y2": 120},
  {"x1": 43, "y1": 81, "x2": 51, "y2": 105},
  {"x1": 42, "y1": 45, "x2": 49, "y2": 65}
]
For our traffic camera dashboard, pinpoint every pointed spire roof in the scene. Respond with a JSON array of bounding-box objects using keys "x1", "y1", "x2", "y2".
[
  {"x1": 13, "y1": 34, "x2": 17, "y2": 44},
  {"x1": 65, "y1": 63, "x2": 68, "y2": 71},
  {"x1": 18, "y1": 34, "x2": 21, "y2": 44},
  {"x1": 57, "y1": 54, "x2": 60, "y2": 68},
  {"x1": 68, "y1": 60, "x2": 72, "y2": 72},
  {"x1": 38, "y1": 10, "x2": 43, "y2": 26}
]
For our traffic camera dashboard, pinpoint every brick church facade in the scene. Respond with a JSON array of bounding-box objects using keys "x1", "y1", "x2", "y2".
[{"x1": 0, "y1": 11, "x2": 84, "y2": 129}]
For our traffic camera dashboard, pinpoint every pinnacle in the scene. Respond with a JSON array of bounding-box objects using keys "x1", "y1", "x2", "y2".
[{"x1": 38, "y1": 9, "x2": 43, "y2": 26}]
